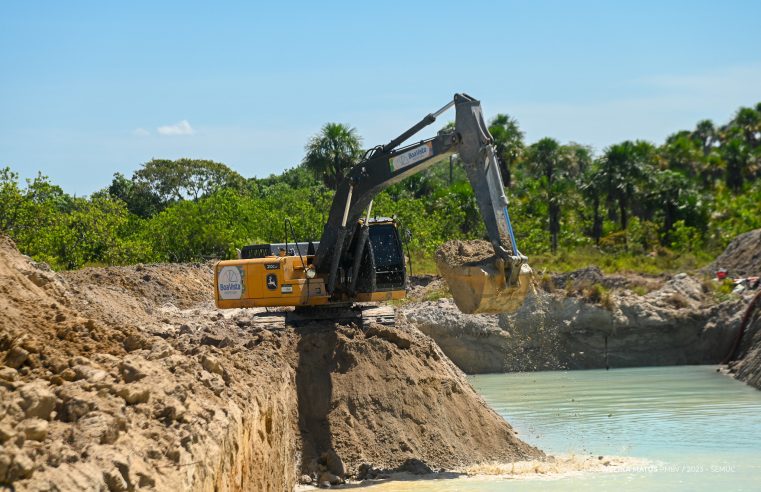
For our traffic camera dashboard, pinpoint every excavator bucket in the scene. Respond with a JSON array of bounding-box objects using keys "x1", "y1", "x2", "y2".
[
  {"x1": 435, "y1": 240, "x2": 534, "y2": 314},
  {"x1": 437, "y1": 260, "x2": 533, "y2": 314}
]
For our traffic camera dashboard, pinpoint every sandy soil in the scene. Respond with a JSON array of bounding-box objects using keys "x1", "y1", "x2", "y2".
[
  {"x1": 434, "y1": 240, "x2": 496, "y2": 267},
  {"x1": 292, "y1": 321, "x2": 539, "y2": 478},
  {"x1": 1, "y1": 235, "x2": 298, "y2": 490}
]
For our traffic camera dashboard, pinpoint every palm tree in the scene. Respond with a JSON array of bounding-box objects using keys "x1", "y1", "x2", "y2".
[
  {"x1": 580, "y1": 161, "x2": 605, "y2": 246},
  {"x1": 525, "y1": 138, "x2": 581, "y2": 253},
  {"x1": 731, "y1": 107, "x2": 761, "y2": 148},
  {"x1": 722, "y1": 136, "x2": 749, "y2": 192},
  {"x1": 597, "y1": 140, "x2": 654, "y2": 232},
  {"x1": 488, "y1": 114, "x2": 524, "y2": 188},
  {"x1": 648, "y1": 170, "x2": 692, "y2": 241},
  {"x1": 302, "y1": 123, "x2": 363, "y2": 190},
  {"x1": 565, "y1": 143, "x2": 593, "y2": 177},
  {"x1": 692, "y1": 119, "x2": 717, "y2": 157},
  {"x1": 660, "y1": 131, "x2": 703, "y2": 178}
]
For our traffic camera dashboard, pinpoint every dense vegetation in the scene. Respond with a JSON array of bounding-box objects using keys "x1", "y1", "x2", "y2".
[{"x1": 1, "y1": 102, "x2": 760, "y2": 274}]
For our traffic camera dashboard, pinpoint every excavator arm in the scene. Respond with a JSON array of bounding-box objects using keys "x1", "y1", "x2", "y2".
[{"x1": 314, "y1": 93, "x2": 530, "y2": 311}]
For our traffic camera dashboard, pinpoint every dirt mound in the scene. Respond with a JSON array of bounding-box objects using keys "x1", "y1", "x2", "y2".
[
  {"x1": 292, "y1": 322, "x2": 540, "y2": 477},
  {"x1": 60, "y1": 262, "x2": 214, "y2": 330},
  {"x1": 63, "y1": 262, "x2": 213, "y2": 310},
  {"x1": 1, "y1": 236, "x2": 540, "y2": 490},
  {"x1": 706, "y1": 228, "x2": 761, "y2": 277},
  {"x1": 0, "y1": 236, "x2": 298, "y2": 490},
  {"x1": 435, "y1": 239, "x2": 496, "y2": 267},
  {"x1": 0, "y1": 236, "x2": 140, "y2": 375}
]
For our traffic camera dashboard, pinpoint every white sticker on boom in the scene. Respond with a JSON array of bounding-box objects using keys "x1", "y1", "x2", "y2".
[
  {"x1": 281, "y1": 285, "x2": 293, "y2": 294},
  {"x1": 218, "y1": 266, "x2": 244, "y2": 300},
  {"x1": 389, "y1": 142, "x2": 433, "y2": 172}
]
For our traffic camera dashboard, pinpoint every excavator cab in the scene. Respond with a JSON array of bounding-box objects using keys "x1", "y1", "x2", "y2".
[
  {"x1": 352, "y1": 218, "x2": 407, "y2": 297},
  {"x1": 368, "y1": 222, "x2": 406, "y2": 290}
]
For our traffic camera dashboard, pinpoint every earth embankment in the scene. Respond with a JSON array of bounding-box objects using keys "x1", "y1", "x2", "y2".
[
  {"x1": 709, "y1": 228, "x2": 761, "y2": 388},
  {"x1": 704, "y1": 228, "x2": 761, "y2": 277},
  {"x1": 0, "y1": 236, "x2": 299, "y2": 490},
  {"x1": 292, "y1": 321, "x2": 538, "y2": 477}
]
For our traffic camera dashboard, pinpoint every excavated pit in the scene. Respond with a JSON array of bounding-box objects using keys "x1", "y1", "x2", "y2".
[{"x1": 0, "y1": 236, "x2": 541, "y2": 490}]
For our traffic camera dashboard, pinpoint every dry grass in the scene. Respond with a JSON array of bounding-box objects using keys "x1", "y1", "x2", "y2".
[
  {"x1": 666, "y1": 292, "x2": 691, "y2": 309},
  {"x1": 581, "y1": 283, "x2": 614, "y2": 310},
  {"x1": 562, "y1": 279, "x2": 615, "y2": 310},
  {"x1": 539, "y1": 273, "x2": 555, "y2": 292}
]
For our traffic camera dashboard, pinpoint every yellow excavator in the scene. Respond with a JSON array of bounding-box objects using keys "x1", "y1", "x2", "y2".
[{"x1": 214, "y1": 94, "x2": 532, "y2": 321}]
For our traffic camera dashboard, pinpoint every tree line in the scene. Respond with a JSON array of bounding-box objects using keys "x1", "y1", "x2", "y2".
[{"x1": 0, "y1": 102, "x2": 759, "y2": 271}]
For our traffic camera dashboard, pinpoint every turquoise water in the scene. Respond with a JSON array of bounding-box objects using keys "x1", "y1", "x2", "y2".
[{"x1": 366, "y1": 366, "x2": 761, "y2": 491}]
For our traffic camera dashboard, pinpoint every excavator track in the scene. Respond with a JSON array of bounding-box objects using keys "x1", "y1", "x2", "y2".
[
  {"x1": 243, "y1": 304, "x2": 396, "y2": 329},
  {"x1": 286, "y1": 303, "x2": 396, "y2": 327},
  {"x1": 356, "y1": 304, "x2": 397, "y2": 326}
]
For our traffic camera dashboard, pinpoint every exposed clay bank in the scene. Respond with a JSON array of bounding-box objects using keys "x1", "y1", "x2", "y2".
[{"x1": 403, "y1": 271, "x2": 748, "y2": 374}]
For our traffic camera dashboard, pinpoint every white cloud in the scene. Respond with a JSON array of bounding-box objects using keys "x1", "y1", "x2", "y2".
[
  {"x1": 157, "y1": 120, "x2": 194, "y2": 136},
  {"x1": 133, "y1": 127, "x2": 150, "y2": 137}
]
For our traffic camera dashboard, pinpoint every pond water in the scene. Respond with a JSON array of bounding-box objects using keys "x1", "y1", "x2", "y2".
[{"x1": 364, "y1": 366, "x2": 761, "y2": 491}]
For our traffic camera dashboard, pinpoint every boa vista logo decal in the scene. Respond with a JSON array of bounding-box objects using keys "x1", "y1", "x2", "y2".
[{"x1": 218, "y1": 266, "x2": 244, "y2": 300}]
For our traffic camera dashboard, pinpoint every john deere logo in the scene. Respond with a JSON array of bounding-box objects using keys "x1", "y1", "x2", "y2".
[{"x1": 266, "y1": 274, "x2": 278, "y2": 290}]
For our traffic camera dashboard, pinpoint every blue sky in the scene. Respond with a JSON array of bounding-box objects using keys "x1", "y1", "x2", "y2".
[{"x1": 1, "y1": 0, "x2": 760, "y2": 195}]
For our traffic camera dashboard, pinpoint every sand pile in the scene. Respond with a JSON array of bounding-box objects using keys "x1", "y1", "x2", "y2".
[
  {"x1": 292, "y1": 322, "x2": 540, "y2": 479},
  {"x1": 0, "y1": 236, "x2": 540, "y2": 490},
  {"x1": 435, "y1": 239, "x2": 497, "y2": 267}
]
